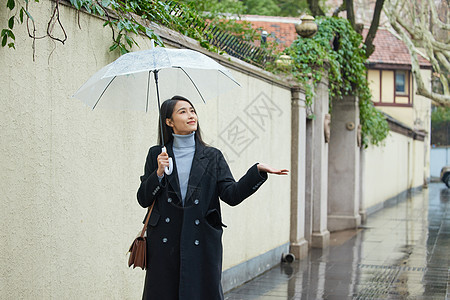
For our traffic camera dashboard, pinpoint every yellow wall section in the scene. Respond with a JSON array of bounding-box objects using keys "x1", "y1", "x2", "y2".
[
  {"x1": 381, "y1": 70, "x2": 394, "y2": 103},
  {"x1": 368, "y1": 70, "x2": 380, "y2": 102}
]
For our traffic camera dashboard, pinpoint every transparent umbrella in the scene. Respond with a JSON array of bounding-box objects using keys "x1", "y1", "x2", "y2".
[
  {"x1": 73, "y1": 47, "x2": 240, "y2": 174},
  {"x1": 73, "y1": 47, "x2": 240, "y2": 111}
]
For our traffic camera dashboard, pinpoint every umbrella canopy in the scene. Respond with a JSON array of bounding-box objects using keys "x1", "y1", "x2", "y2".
[
  {"x1": 73, "y1": 47, "x2": 241, "y2": 175},
  {"x1": 73, "y1": 48, "x2": 240, "y2": 111}
]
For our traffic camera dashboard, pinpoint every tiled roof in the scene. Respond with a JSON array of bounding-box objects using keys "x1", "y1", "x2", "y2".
[
  {"x1": 363, "y1": 28, "x2": 431, "y2": 67},
  {"x1": 250, "y1": 21, "x2": 298, "y2": 48},
  {"x1": 238, "y1": 15, "x2": 431, "y2": 68},
  {"x1": 239, "y1": 15, "x2": 299, "y2": 49}
]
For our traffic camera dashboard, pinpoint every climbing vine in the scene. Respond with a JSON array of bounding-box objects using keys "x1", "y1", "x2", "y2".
[
  {"x1": 2, "y1": 2, "x2": 387, "y2": 146},
  {"x1": 2, "y1": 0, "x2": 219, "y2": 56},
  {"x1": 2, "y1": 0, "x2": 278, "y2": 58},
  {"x1": 282, "y1": 16, "x2": 389, "y2": 147}
]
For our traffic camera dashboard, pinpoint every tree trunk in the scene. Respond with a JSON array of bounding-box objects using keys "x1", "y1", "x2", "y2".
[
  {"x1": 363, "y1": 0, "x2": 385, "y2": 57},
  {"x1": 346, "y1": 0, "x2": 356, "y2": 29},
  {"x1": 307, "y1": 0, "x2": 325, "y2": 16},
  {"x1": 333, "y1": 0, "x2": 347, "y2": 17}
]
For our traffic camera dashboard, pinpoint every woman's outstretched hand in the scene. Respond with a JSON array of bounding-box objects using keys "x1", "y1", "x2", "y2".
[{"x1": 257, "y1": 163, "x2": 289, "y2": 175}]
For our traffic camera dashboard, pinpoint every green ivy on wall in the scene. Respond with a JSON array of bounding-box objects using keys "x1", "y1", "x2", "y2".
[
  {"x1": 2, "y1": 0, "x2": 34, "y2": 49},
  {"x1": 282, "y1": 16, "x2": 389, "y2": 147},
  {"x1": 1, "y1": 0, "x2": 215, "y2": 55},
  {"x1": 2, "y1": 2, "x2": 388, "y2": 147},
  {"x1": 2, "y1": 0, "x2": 275, "y2": 56}
]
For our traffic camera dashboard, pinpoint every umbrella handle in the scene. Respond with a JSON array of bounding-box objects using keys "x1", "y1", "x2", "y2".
[{"x1": 162, "y1": 147, "x2": 173, "y2": 175}]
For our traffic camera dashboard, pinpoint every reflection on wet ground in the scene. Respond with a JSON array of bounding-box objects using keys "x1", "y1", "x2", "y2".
[{"x1": 225, "y1": 183, "x2": 449, "y2": 299}]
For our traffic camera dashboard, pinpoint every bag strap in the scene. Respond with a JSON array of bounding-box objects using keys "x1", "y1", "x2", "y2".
[{"x1": 140, "y1": 201, "x2": 155, "y2": 238}]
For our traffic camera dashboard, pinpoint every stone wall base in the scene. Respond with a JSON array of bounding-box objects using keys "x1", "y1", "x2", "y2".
[
  {"x1": 311, "y1": 230, "x2": 330, "y2": 248},
  {"x1": 289, "y1": 238, "x2": 308, "y2": 260},
  {"x1": 328, "y1": 215, "x2": 361, "y2": 232}
]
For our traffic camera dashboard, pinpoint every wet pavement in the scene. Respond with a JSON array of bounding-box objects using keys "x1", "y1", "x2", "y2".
[{"x1": 225, "y1": 183, "x2": 450, "y2": 299}]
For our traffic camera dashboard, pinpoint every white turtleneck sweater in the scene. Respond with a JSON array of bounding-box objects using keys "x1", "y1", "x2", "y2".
[{"x1": 172, "y1": 132, "x2": 196, "y2": 205}]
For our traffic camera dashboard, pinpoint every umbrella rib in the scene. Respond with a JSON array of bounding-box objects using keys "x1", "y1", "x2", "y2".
[
  {"x1": 93, "y1": 76, "x2": 117, "y2": 110},
  {"x1": 178, "y1": 67, "x2": 206, "y2": 103},
  {"x1": 218, "y1": 70, "x2": 241, "y2": 87},
  {"x1": 146, "y1": 71, "x2": 151, "y2": 113}
]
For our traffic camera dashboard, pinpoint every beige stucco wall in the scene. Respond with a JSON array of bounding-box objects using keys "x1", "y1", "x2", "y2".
[
  {"x1": 376, "y1": 68, "x2": 432, "y2": 182},
  {"x1": 367, "y1": 67, "x2": 431, "y2": 185},
  {"x1": 414, "y1": 69, "x2": 432, "y2": 131},
  {"x1": 413, "y1": 69, "x2": 432, "y2": 180},
  {"x1": 0, "y1": 2, "x2": 291, "y2": 299},
  {"x1": 363, "y1": 131, "x2": 425, "y2": 210},
  {"x1": 216, "y1": 74, "x2": 291, "y2": 269}
]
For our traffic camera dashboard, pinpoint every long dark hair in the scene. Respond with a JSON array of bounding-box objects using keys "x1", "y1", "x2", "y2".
[{"x1": 158, "y1": 95, "x2": 206, "y2": 146}]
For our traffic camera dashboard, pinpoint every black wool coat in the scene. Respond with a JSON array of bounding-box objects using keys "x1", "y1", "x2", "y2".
[{"x1": 137, "y1": 139, "x2": 267, "y2": 300}]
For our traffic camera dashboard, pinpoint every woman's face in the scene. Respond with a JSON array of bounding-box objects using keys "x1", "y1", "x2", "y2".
[{"x1": 166, "y1": 100, "x2": 198, "y2": 135}]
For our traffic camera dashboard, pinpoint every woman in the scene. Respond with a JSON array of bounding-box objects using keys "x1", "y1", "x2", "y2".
[{"x1": 137, "y1": 95, "x2": 288, "y2": 300}]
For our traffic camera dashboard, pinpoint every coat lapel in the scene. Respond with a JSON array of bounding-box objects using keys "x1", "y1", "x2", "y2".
[{"x1": 185, "y1": 141, "x2": 209, "y2": 204}]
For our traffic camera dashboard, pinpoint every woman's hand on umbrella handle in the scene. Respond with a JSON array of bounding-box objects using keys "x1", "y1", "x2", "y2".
[
  {"x1": 157, "y1": 147, "x2": 172, "y2": 177},
  {"x1": 257, "y1": 163, "x2": 289, "y2": 175},
  {"x1": 165, "y1": 157, "x2": 173, "y2": 175},
  {"x1": 159, "y1": 147, "x2": 173, "y2": 176}
]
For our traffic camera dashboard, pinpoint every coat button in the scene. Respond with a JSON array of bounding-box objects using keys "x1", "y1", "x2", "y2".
[
  {"x1": 167, "y1": 198, "x2": 172, "y2": 203},
  {"x1": 165, "y1": 217, "x2": 170, "y2": 223},
  {"x1": 194, "y1": 199, "x2": 199, "y2": 205},
  {"x1": 194, "y1": 240, "x2": 199, "y2": 246},
  {"x1": 162, "y1": 238, "x2": 168, "y2": 243},
  {"x1": 195, "y1": 219, "x2": 200, "y2": 225}
]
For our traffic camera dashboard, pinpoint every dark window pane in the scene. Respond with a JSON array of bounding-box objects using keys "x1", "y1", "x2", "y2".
[{"x1": 396, "y1": 71, "x2": 406, "y2": 93}]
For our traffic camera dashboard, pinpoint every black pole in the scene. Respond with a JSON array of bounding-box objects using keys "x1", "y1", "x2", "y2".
[{"x1": 154, "y1": 70, "x2": 165, "y2": 146}]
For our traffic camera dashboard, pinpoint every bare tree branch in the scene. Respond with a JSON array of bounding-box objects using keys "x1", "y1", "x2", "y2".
[
  {"x1": 434, "y1": 51, "x2": 450, "y2": 95},
  {"x1": 429, "y1": 0, "x2": 450, "y2": 31},
  {"x1": 384, "y1": 0, "x2": 450, "y2": 106},
  {"x1": 436, "y1": 52, "x2": 450, "y2": 70}
]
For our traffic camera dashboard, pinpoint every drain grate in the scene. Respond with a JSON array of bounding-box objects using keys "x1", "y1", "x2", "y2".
[
  {"x1": 357, "y1": 264, "x2": 427, "y2": 272},
  {"x1": 353, "y1": 264, "x2": 428, "y2": 299}
]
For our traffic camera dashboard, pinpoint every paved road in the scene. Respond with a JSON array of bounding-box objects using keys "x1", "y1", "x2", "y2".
[{"x1": 225, "y1": 183, "x2": 449, "y2": 299}]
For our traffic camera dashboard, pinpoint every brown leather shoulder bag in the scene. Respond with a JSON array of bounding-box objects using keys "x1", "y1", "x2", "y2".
[{"x1": 128, "y1": 202, "x2": 154, "y2": 270}]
